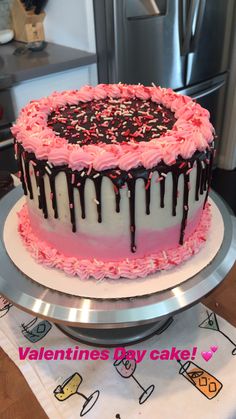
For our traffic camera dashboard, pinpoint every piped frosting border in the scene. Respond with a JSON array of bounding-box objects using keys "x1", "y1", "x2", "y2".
[
  {"x1": 17, "y1": 202, "x2": 212, "y2": 280},
  {"x1": 12, "y1": 84, "x2": 214, "y2": 171}
]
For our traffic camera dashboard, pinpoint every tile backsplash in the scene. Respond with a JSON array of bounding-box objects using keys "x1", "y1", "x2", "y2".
[{"x1": 0, "y1": 0, "x2": 13, "y2": 30}]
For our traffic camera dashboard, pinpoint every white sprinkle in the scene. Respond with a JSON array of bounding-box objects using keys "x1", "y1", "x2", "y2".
[
  {"x1": 151, "y1": 82, "x2": 156, "y2": 87},
  {"x1": 93, "y1": 173, "x2": 100, "y2": 178},
  {"x1": 128, "y1": 190, "x2": 131, "y2": 198},
  {"x1": 94, "y1": 198, "x2": 100, "y2": 205},
  {"x1": 162, "y1": 251, "x2": 167, "y2": 260},
  {"x1": 47, "y1": 161, "x2": 53, "y2": 169},
  {"x1": 81, "y1": 171, "x2": 85, "y2": 177},
  {"x1": 161, "y1": 172, "x2": 167, "y2": 178},
  {"x1": 201, "y1": 161, "x2": 205, "y2": 169},
  {"x1": 45, "y1": 166, "x2": 52, "y2": 175}
]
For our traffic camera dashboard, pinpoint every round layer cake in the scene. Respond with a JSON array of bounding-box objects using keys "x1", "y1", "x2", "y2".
[{"x1": 12, "y1": 84, "x2": 214, "y2": 279}]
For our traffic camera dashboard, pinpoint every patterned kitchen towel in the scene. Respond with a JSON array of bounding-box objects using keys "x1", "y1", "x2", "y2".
[{"x1": 0, "y1": 300, "x2": 236, "y2": 419}]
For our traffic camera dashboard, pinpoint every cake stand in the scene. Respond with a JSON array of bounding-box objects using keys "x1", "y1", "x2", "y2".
[{"x1": 0, "y1": 187, "x2": 235, "y2": 346}]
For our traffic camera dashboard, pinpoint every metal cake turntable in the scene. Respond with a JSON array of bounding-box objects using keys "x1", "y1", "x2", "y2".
[{"x1": 0, "y1": 187, "x2": 235, "y2": 346}]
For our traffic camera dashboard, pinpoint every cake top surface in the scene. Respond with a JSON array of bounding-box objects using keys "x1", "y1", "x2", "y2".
[
  {"x1": 47, "y1": 98, "x2": 176, "y2": 146},
  {"x1": 12, "y1": 84, "x2": 214, "y2": 171}
]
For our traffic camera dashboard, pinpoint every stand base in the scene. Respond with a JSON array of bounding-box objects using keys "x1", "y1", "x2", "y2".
[{"x1": 55, "y1": 317, "x2": 174, "y2": 347}]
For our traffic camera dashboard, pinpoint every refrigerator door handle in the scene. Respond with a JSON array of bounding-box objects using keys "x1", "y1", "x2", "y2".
[
  {"x1": 190, "y1": 0, "x2": 206, "y2": 52},
  {"x1": 181, "y1": 0, "x2": 197, "y2": 56},
  {"x1": 190, "y1": 80, "x2": 225, "y2": 100}
]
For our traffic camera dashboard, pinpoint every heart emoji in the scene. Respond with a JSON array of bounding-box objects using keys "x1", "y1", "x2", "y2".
[
  {"x1": 201, "y1": 351, "x2": 213, "y2": 362},
  {"x1": 211, "y1": 346, "x2": 218, "y2": 353}
]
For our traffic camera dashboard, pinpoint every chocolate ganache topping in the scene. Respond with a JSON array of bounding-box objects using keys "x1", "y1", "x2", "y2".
[{"x1": 47, "y1": 98, "x2": 176, "y2": 145}]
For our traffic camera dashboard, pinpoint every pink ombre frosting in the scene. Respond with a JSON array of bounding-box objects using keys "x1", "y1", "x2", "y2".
[
  {"x1": 12, "y1": 84, "x2": 214, "y2": 171},
  {"x1": 17, "y1": 203, "x2": 212, "y2": 280}
]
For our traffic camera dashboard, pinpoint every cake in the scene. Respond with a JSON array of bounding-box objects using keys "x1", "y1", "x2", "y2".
[{"x1": 12, "y1": 84, "x2": 214, "y2": 279}]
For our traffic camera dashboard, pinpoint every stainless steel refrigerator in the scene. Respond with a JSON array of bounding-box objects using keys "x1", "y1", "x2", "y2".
[{"x1": 93, "y1": 0, "x2": 235, "y2": 136}]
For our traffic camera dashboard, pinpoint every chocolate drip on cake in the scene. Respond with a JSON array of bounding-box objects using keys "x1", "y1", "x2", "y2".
[
  {"x1": 49, "y1": 176, "x2": 58, "y2": 218},
  {"x1": 94, "y1": 175, "x2": 102, "y2": 223},
  {"x1": 172, "y1": 172, "x2": 179, "y2": 216},
  {"x1": 127, "y1": 178, "x2": 136, "y2": 253},
  {"x1": 66, "y1": 172, "x2": 76, "y2": 232},
  {"x1": 180, "y1": 172, "x2": 190, "y2": 245},
  {"x1": 78, "y1": 178, "x2": 86, "y2": 219},
  {"x1": 16, "y1": 142, "x2": 214, "y2": 254}
]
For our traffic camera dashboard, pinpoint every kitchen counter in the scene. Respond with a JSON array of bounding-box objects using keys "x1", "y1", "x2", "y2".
[{"x1": 0, "y1": 41, "x2": 97, "y2": 87}]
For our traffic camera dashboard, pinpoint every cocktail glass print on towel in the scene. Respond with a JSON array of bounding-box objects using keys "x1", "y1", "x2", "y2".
[
  {"x1": 178, "y1": 360, "x2": 223, "y2": 400},
  {"x1": 54, "y1": 372, "x2": 100, "y2": 417},
  {"x1": 199, "y1": 310, "x2": 236, "y2": 355},
  {"x1": 21, "y1": 317, "x2": 52, "y2": 342},
  {"x1": 0, "y1": 295, "x2": 12, "y2": 318},
  {"x1": 114, "y1": 350, "x2": 155, "y2": 404}
]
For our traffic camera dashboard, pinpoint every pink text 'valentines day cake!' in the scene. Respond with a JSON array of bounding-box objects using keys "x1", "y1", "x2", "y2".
[{"x1": 12, "y1": 84, "x2": 214, "y2": 280}]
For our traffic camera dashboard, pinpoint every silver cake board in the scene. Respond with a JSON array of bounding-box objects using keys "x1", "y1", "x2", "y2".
[{"x1": 0, "y1": 187, "x2": 235, "y2": 346}]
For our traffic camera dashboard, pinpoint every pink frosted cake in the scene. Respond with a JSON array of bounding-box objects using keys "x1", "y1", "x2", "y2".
[{"x1": 12, "y1": 84, "x2": 214, "y2": 279}]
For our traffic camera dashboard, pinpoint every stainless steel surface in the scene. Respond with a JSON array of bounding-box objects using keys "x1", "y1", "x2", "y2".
[
  {"x1": 186, "y1": 0, "x2": 234, "y2": 85},
  {"x1": 0, "y1": 187, "x2": 235, "y2": 329},
  {"x1": 94, "y1": 0, "x2": 186, "y2": 88},
  {"x1": 94, "y1": 0, "x2": 234, "y2": 88},
  {"x1": 56, "y1": 317, "x2": 172, "y2": 346}
]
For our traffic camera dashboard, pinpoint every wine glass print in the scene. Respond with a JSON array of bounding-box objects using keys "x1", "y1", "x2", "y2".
[
  {"x1": 178, "y1": 360, "x2": 222, "y2": 400},
  {"x1": 54, "y1": 372, "x2": 100, "y2": 417},
  {"x1": 21, "y1": 317, "x2": 52, "y2": 342},
  {"x1": 199, "y1": 311, "x2": 236, "y2": 355},
  {"x1": 114, "y1": 351, "x2": 155, "y2": 404},
  {"x1": 0, "y1": 296, "x2": 12, "y2": 318}
]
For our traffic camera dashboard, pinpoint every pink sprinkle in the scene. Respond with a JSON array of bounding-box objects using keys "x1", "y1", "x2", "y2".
[
  {"x1": 36, "y1": 171, "x2": 39, "y2": 177},
  {"x1": 71, "y1": 173, "x2": 75, "y2": 184},
  {"x1": 50, "y1": 192, "x2": 53, "y2": 200},
  {"x1": 30, "y1": 160, "x2": 36, "y2": 166},
  {"x1": 128, "y1": 173, "x2": 133, "y2": 179},
  {"x1": 156, "y1": 176, "x2": 164, "y2": 182},
  {"x1": 186, "y1": 168, "x2": 193, "y2": 175},
  {"x1": 184, "y1": 205, "x2": 188, "y2": 211},
  {"x1": 179, "y1": 162, "x2": 185, "y2": 169},
  {"x1": 87, "y1": 164, "x2": 92, "y2": 176},
  {"x1": 69, "y1": 203, "x2": 74, "y2": 209},
  {"x1": 77, "y1": 182, "x2": 81, "y2": 187}
]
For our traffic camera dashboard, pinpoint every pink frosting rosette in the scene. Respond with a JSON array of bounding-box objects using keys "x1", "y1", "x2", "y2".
[{"x1": 68, "y1": 149, "x2": 94, "y2": 171}]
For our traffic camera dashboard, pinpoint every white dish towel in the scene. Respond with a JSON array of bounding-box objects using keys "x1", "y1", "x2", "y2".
[{"x1": 0, "y1": 300, "x2": 235, "y2": 419}]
